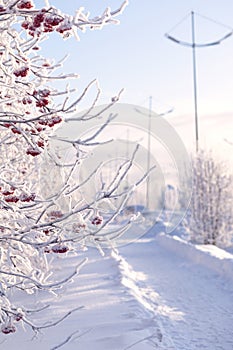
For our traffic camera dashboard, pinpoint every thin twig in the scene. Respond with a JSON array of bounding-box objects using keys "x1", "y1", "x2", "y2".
[{"x1": 50, "y1": 328, "x2": 93, "y2": 350}]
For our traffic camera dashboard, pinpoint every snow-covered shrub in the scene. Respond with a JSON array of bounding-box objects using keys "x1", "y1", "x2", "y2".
[
  {"x1": 187, "y1": 150, "x2": 233, "y2": 246},
  {"x1": 0, "y1": 0, "x2": 128, "y2": 335}
]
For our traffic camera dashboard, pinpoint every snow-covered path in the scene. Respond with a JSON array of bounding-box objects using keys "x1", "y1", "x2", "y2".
[
  {"x1": 118, "y1": 231, "x2": 233, "y2": 350},
  {"x1": 1, "y1": 224, "x2": 233, "y2": 349}
]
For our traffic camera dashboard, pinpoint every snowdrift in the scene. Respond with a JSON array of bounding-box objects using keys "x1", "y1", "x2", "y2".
[{"x1": 155, "y1": 233, "x2": 233, "y2": 283}]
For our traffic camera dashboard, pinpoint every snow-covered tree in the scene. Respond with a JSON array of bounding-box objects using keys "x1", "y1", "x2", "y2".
[
  {"x1": 187, "y1": 150, "x2": 233, "y2": 246},
  {"x1": 0, "y1": 0, "x2": 132, "y2": 335}
]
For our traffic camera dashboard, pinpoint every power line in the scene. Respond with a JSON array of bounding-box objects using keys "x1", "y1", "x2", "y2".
[{"x1": 165, "y1": 11, "x2": 233, "y2": 152}]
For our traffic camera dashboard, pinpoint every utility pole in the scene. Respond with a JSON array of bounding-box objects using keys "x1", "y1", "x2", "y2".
[
  {"x1": 165, "y1": 11, "x2": 232, "y2": 152},
  {"x1": 136, "y1": 98, "x2": 173, "y2": 210},
  {"x1": 146, "y1": 96, "x2": 152, "y2": 209},
  {"x1": 191, "y1": 11, "x2": 199, "y2": 152}
]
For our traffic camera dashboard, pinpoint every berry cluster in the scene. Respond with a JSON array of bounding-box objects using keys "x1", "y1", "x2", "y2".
[
  {"x1": 52, "y1": 244, "x2": 69, "y2": 253},
  {"x1": 44, "y1": 244, "x2": 69, "y2": 254},
  {"x1": 37, "y1": 140, "x2": 44, "y2": 148},
  {"x1": 2, "y1": 115, "x2": 61, "y2": 158},
  {"x1": 1, "y1": 325, "x2": 16, "y2": 334},
  {"x1": 13, "y1": 67, "x2": 29, "y2": 78},
  {"x1": 22, "y1": 97, "x2": 32, "y2": 105},
  {"x1": 72, "y1": 222, "x2": 87, "y2": 233},
  {"x1": 91, "y1": 215, "x2": 103, "y2": 226},
  {"x1": 0, "y1": 187, "x2": 36, "y2": 203},
  {"x1": 19, "y1": 193, "x2": 36, "y2": 202},
  {"x1": 1, "y1": 87, "x2": 63, "y2": 158},
  {"x1": 2, "y1": 122, "x2": 46, "y2": 150},
  {"x1": 21, "y1": 9, "x2": 72, "y2": 38},
  {"x1": 1, "y1": 312, "x2": 24, "y2": 334},
  {"x1": 48, "y1": 210, "x2": 64, "y2": 220},
  {"x1": 38, "y1": 115, "x2": 62, "y2": 128},
  {"x1": 11, "y1": 127, "x2": 22, "y2": 134},
  {"x1": 26, "y1": 147, "x2": 41, "y2": 157},
  {"x1": 33, "y1": 88, "x2": 51, "y2": 109},
  {"x1": 4, "y1": 196, "x2": 19, "y2": 203},
  {"x1": 43, "y1": 228, "x2": 53, "y2": 235},
  {"x1": 17, "y1": 0, "x2": 34, "y2": 10}
]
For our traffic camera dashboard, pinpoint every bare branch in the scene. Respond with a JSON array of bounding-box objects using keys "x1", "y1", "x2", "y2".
[{"x1": 50, "y1": 328, "x2": 93, "y2": 350}]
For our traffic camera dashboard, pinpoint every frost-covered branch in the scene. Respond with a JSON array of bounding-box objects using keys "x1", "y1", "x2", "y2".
[{"x1": 0, "y1": 0, "x2": 129, "y2": 337}]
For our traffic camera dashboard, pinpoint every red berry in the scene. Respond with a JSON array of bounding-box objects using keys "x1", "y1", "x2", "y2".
[
  {"x1": 14, "y1": 67, "x2": 29, "y2": 78},
  {"x1": 3, "y1": 123, "x2": 12, "y2": 128},
  {"x1": 33, "y1": 13, "x2": 45, "y2": 27},
  {"x1": 36, "y1": 98, "x2": 49, "y2": 107},
  {"x1": 56, "y1": 23, "x2": 72, "y2": 34},
  {"x1": 52, "y1": 245, "x2": 69, "y2": 254},
  {"x1": 2, "y1": 190, "x2": 14, "y2": 196},
  {"x1": 17, "y1": 1, "x2": 33, "y2": 10},
  {"x1": 48, "y1": 210, "x2": 63, "y2": 219},
  {"x1": 45, "y1": 15, "x2": 63, "y2": 27},
  {"x1": 91, "y1": 216, "x2": 103, "y2": 225},
  {"x1": 19, "y1": 193, "x2": 35, "y2": 202},
  {"x1": 21, "y1": 20, "x2": 30, "y2": 29},
  {"x1": 43, "y1": 24, "x2": 53, "y2": 33},
  {"x1": 14, "y1": 313, "x2": 23, "y2": 322},
  {"x1": 1, "y1": 325, "x2": 16, "y2": 334},
  {"x1": 51, "y1": 116, "x2": 62, "y2": 125},
  {"x1": 39, "y1": 89, "x2": 50, "y2": 97},
  {"x1": 47, "y1": 120, "x2": 55, "y2": 127},
  {"x1": 26, "y1": 148, "x2": 41, "y2": 157},
  {"x1": 29, "y1": 193, "x2": 36, "y2": 201},
  {"x1": 38, "y1": 119, "x2": 47, "y2": 126},
  {"x1": 22, "y1": 97, "x2": 32, "y2": 104},
  {"x1": 5, "y1": 196, "x2": 19, "y2": 203},
  {"x1": 11, "y1": 128, "x2": 21, "y2": 134},
  {"x1": 42, "y1": 62, "x2": 50, "y2": 67},
  {"x1": 37, "y1": 140, "x2": 44, "y2": 148}
]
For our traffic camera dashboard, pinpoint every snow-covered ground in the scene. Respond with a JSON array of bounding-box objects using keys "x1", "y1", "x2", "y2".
[{"x1": 1, "y1": 221, "x2": 233, "y2": 350}]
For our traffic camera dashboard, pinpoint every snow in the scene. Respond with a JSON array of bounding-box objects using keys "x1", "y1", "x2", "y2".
[
  {"x1": 1, "y1": 221, "x2": 233, "y2": 349},
  {"x1": 120, "y1": 231, "x2": 233, "y2": 350},
  {"x1": 155, "y1": 233, "x2": 233, "y2": 283}
]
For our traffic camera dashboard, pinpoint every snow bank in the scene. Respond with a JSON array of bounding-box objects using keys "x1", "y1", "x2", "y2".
[{"x1": 155, "y1": 233, "x2": 233, "y2": 282}]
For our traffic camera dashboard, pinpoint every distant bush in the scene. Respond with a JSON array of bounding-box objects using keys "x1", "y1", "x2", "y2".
[{"x1": 186, "y1": 150, "x2": 233, "y2": 247}]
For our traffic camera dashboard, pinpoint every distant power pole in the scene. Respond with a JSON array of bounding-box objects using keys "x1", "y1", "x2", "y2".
[
  {"x1": 165, "y1": 11, "x2": 233, "y2": 152},
  {"x1": 146, "y1": 96, "x2": 152, "y2": 209},
  {"x1": 145, "y1": 97, "x2": 173, "y2": 209}
]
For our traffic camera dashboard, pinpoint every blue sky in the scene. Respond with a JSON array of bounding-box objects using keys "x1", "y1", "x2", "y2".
[{"x1": 38, "y1": 0, "x2": 233, "y2": 153}]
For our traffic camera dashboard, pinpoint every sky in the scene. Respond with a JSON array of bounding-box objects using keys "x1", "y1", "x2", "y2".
[{"x1": 37, "y1": 0, "x2": 233, "y2": 156}]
